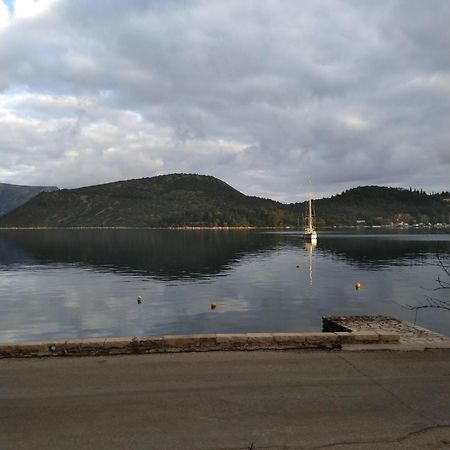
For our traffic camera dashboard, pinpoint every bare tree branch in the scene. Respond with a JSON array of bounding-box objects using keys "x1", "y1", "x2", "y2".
[
  {"x1": 437, "y1": 254, "x2": 450, "y2": 278},
  {"x1": 403, "y1": 296, "x2": 450, "y2": 311},
  {"x1": 404, "y1": 254, "x2": 450, "y2": 311}
]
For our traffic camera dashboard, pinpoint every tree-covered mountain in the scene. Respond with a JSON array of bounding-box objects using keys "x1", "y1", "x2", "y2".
[
  {"x1": 0, "y1": 174, "x2": 294, "y2": 227},
  {"x1": 304, "y1": 186, "x2": 450, "y2": 226},
  {"x1": 0, "y1": 175, "x2": 448, "y2": 228},
  {"x1": 0, "y1": 183, "x2": 58, "y2": 216}
]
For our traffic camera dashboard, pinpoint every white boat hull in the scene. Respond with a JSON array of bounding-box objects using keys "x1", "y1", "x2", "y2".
[{"x1": 304, "y1": 231, "x2": 317, "y2": 242}]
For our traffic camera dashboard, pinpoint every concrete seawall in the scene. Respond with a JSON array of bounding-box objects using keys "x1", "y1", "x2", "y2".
[
  {"x1": 2, "y1": 316, "x2": 449, "y2": 358},
  {"x1": 0, "y1": 331, "x2": 399, "y2": 358}
]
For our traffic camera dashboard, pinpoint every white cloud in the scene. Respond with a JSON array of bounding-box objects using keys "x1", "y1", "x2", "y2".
[
  {"x1": 340, "y1": 115, "x2": 370, "y2": 131},
  {"x1": 13, "y1": 0, "x2": 56, "y2": 20},
  {"x1": 0, "y1": 1, "x2": 10, "y2": 27}
]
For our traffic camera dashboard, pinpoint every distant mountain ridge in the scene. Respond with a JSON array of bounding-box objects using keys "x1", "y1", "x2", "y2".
[
  {"x1": 0, "y1": 174, "x2": 448, "y2": 227},
  {"x1": 0, "y1": 183, "x2": 58, "y2": 216}
]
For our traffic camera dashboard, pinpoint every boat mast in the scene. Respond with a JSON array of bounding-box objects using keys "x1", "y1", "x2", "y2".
[
  {"x1": 308, "y1": 195, "x2": 313, "y2": 232},
  {"x1": 305, "y1": 194, "x2": 314, "y2": 233},
  {"x1": 304, "y1": 181, "x2": 317, "y2": 241}
]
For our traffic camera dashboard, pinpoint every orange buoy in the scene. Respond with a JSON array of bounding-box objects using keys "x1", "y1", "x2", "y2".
[
  {"x1": 355, "y1": 282, "x2": 361, "y2": 290},
  {"x1": 210, "y1": 303, "x2": 217, "y2": 310},
  {"x1": 296, "y1": 264, "x2": 301, "y2": 269}
]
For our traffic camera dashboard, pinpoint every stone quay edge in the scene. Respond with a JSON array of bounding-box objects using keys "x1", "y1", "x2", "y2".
[
  {"x1": 3, "y1": 316, "x2": 450, "y2": 358},
  {"x1": 0, "y1": 331, "x2": 400, "y2": 358}
]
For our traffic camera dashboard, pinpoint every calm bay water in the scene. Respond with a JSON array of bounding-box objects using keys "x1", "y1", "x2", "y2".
[{"x1": 0, "y1": 229, "x2": 449, "y2": 342}]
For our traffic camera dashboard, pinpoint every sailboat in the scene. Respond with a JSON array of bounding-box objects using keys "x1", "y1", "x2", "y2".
[{"x1": 304, "y1": 194, "x2": 317, "y2": 243}]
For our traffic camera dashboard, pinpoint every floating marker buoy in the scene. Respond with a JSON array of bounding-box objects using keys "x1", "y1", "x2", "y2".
[
  {"x1": 296, "y1": 264, "x2": 301, "y2": 269},
  {"x1": 210, "y1": 303, "x2": 217, "y2": 310},
  {"x1": 355, "y1": 282, "x2": 361, "y2": 290},
  {"x1": 137, "y1": 295, "x2": 142, "y2": 304}
]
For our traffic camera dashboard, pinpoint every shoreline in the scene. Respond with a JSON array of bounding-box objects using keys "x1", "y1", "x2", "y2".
[
  {"x1": 2, "y1": 316, "x2": 449, "y2": 358},
  {"x1": 0, "y1": 224, "x2": 448, "y2": 230}
]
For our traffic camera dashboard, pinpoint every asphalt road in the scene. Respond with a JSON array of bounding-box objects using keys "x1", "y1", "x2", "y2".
[{"x1": 1, "y1": 350, "x2": 449, "y2": 449}]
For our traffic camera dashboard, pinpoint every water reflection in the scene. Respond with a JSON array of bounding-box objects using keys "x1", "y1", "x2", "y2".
[
  {"x1": 0, "y1": 229, "x2": 284, "y2": 280},
  {"x1": 316, "y1": 233, "x2": 450, "y2": 270},
  {"x1": 304, "y1": 241, "x2": 316, "y2": 286},
  {"x1": 1, "y1": 230, "x2": 449, "y2": 280},
  {"x1": 0, "y1": 229, "x2": 449, "y2": 342}
]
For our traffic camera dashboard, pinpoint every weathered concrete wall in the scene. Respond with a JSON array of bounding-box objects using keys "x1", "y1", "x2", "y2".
[
  {"x1": 4, "y1": 315, "x2": 448, "y2": 358},
  {"x1": 0, "y1": 331, "x2": 400, "y2": 358}
]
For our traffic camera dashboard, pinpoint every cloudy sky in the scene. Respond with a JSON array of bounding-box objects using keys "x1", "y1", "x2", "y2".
[{"x1": 0, "y1": 0, "x2": 449, "y2": 202}]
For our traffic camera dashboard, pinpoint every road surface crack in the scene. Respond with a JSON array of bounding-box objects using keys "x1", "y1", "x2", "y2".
[
  {"x1": 336, "y1": 352, "x2": 434, "y2": 424},
  {"x1": 309, "y1": 424, "x2": 450, "y2": 449}
]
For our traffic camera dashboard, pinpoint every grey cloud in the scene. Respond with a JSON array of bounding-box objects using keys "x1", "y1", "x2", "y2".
[{"x1": 0, "y1": 0, "x2": 449, "y2": 200}]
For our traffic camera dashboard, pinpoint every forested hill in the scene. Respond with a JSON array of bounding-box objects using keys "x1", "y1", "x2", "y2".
[
  {"x1": 0, "y1": 174, "x2": 293, "y2": 227},
  {"x1": 0, "y1": 183, "x2": 58, "y2": 216},
  {"x1": 0, "y1": 175, "x2": 448, "y2": 228},
  {"x1": 306, "y1": 186, "x2": 450, "y2": 226}
]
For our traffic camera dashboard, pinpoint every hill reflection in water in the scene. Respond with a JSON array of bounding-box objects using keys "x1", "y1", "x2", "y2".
[
  {"x1": 315, "y1": 232, "x2": 450, "y2": 270},
  {"x1": 0, "y1": 229, "x2": 282, "y2": 280},
  {"x1": 0, "y1": 229, "x2": 449, "y2": 342},
  {"x1": 1, "y1": 229, "x2": 448, "y2": 279}
]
